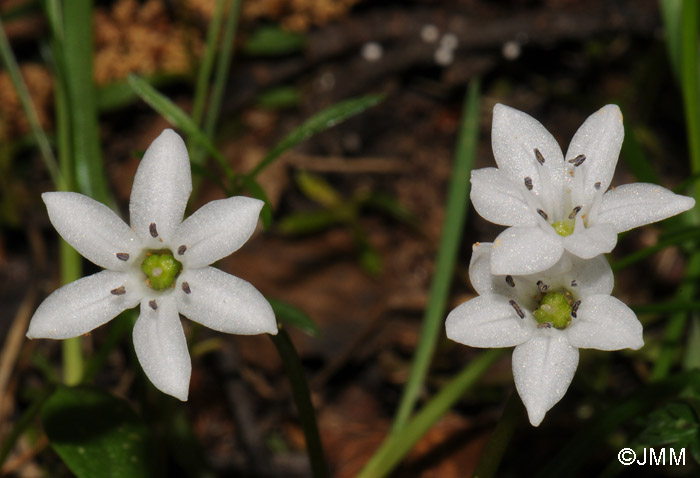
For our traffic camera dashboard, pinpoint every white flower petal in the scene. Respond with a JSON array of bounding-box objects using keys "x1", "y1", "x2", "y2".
[
  {"x1": 563, "y1": 221, "x2": 617, "y2": 259},
  {"x1": 565, "y1": 104, "x2": 624, "y2": 203},
  {"x1": 567, "y1": 295, "x2": 644, "y2": 350},
  {"x1": 177, "y1": 267, "x2": 277, "y2": 335},
  {"x1": 565, "y1": 253, "x2": 614, "y2": 297},
  {"x1": 42, "y1": 192, "x2": 140, "y2": 271},
  {"x1": 470, "y1": 168, "x2": 537, "y2": 227},
  {"x1": 446, "y1": 295, "x2": 533, "y2": 347},
  {"x1": 27, "y1": 271, "x2": 139, "y2": 339},
  {"x1": 130, "y1": 129, "x2": 192, "y2": 245},
  {"x1": 133, "y1": 297, "x2": 191, "y2": 401},
  {"x1": 597, "y1": 183, "x2": 695, "y2": 233},
  {"x1": 513, "y1": 334, "x2": 579, "y2": 426},
  {"x1": 491, "y1": 226, "x2": 563, "y2": 275},
  {"x1": 173, "y1": 196, "x2": 263, "y2": 269},
  {"x1": 491, "y1": 104, "x2": 567, "y2": 209},
  {"x1": 468, "y1": 242, "x2": 514, "y2": 297}
]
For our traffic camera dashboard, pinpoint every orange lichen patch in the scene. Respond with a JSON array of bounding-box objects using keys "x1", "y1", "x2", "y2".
[
  {"x1": 94, "y1": 0, "x2": 202, "y2": 85},
  {"x1": 0, "y1": 64, "x2": 53, "y2": 140}
]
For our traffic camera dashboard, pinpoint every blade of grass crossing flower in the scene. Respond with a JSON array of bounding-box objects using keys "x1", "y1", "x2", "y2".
[
  {"x1": 357, "y1": 349, "x2": 505, "y2": 478},
  {"x1": 391, "y1": 79, "x2": 481, "y2": 434},
  {"x1": 63, "y1": 0, "x2": 111, "y2": 205},
  {"x1": 127, "y1": 74, "x2": 235, "y2": 184},
  {"x1": 248, "y1": 95, "x2": 384, "y2": 179},
  {"x1": 191, "y1": 0, "x2": 228, "y2": 128},
  {"x1": 0, "y1": 15, "x2": 60, "y2": 186},
  {"x1": 269, "y1": 329, "x2": 328, "y2": 478}
]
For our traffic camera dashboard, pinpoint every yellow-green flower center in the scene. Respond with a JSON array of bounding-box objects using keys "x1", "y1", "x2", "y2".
[
  {"x1": 534, "y1": 291, "x2": 572, "y2": 329},
  {"x1": 141, "y1": 252, "x2": 182, "y2": 290},
  {"x1": 552, "y1": 219, "x2": 575, "y2": 237}
]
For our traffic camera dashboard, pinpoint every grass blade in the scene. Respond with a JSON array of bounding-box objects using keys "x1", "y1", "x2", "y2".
[
  {"x1": 391, "y1": 79, "x2": 481, "y2": 433},
  {"x1": 248, "y1": 94, "x2": 384, "y2": 179}
]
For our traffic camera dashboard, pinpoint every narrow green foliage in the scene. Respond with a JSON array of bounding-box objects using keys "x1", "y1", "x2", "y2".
[
  {"x1": 240, "y1": 175, "x2": 273, "y2": 227},
  {"x1": 620, "y1": 124, "x2": 660, "y2": 184},
  {"x1": 660, "y1": 0, "x2": 684, "y2": 81},
  {"x1": 257, "y1": 86, "x2": 302, "y2": 109},
  {"x1": 42, "y1": 386, "x2": 157, "y2": 478},
  {"x1": 127, "y1": 74, "x2": 235, "y2": 183},
  {"x1": 391, "y1": 79, "x2": 481, "y2": 434},
  {"x1": 0, "y1": 15, "x2": 60, "y2": 185},
  {"x1": 0, "y1": 387, "x2": 53, "y2": 467},
  {"x1": 270, "y1": 329, "x2": 328, "y2": 478},
  {"x1": 248, "y1": 94, "x2": 384, "y2": 179},
  {"x1": 63, "y1": 0, "x2": 111, "y2": 204},
  {"x1": 243, "y1": 25, "x2": 306, "y2": 56},
  {"x1": 268, "y1": 298, "x2": 321, "y2": 337},
  {"x1": 472, "y1": 393, "x2": 525, "y2": 478},
  {"x1": 357, "y1": 349, "x2": 506, "y2": 478}
]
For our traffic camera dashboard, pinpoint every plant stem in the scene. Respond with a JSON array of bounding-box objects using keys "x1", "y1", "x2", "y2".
[
  {"x1": 358, "y1": 349, "x2": 505, "y2": 478},
  {"x1": 471, "y1": 392, "x2": 524, "y2": 478},
  {"x1": 270, "y1": 328, "x2": 328, "y2": 478},
  {"x1": 391, "y1": 79, "x2": 481, "y2": 433}
]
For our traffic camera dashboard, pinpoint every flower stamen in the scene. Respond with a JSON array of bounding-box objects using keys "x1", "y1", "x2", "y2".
[
  {"x1": 149, "y1": 222, "x2": 158, "y2": 238},
  {"x1": 568, "y1": 154, "x2": 586, "y2": 167},
  {"x1": 182, "y1": 281, "x2": 191, "y2": 294},
  {"x1": 149, "y1": 300, "x2": 158, "y2": 310},
  {"x1": 537, "y1": 209, "x2": 549, "y2": 221},
  {"x1": 524, "y1": 177, "x2": 533, "y2": 190},
  {"x1": 594, "y1": 181, "x2": 601, "y2": 190},
  {"x1": 537, "y1": 280, "x2": 549, "y2": 293},
  {"x1": 177, "y1": 245, "x2": 187, "y2": 255},
  {"x1": 571, "y1": 300, "x2": 581, "y2": 318},
  {"x1": 110, "y1": 286, "x2": 126, "y2": 296},
  {"x1": 116, "y1": 252, "x2": 130, "y2": 261},
  {"x1": 534, "y1": 148, "x2": 545, "y2": 165},
  {"x1": 509, "y1": 299, "x2": 525, "y2": 319},
  {"x1": 505, "y1": 275, "x2": 515, "y2": 287},
  {"x1": 568, "y1": 206, "x2": 582, "y2": 219}
]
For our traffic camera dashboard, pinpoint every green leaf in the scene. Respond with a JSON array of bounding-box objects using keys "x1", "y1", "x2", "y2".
[
  {"x1": 257, "y1": 86, "x2": 301, "y2": 109},
  {"x1": 42, "y1": 386, "x2": 156, "y2": 478},
  {"x1": 635, "y1": 400, "x2": 700, "y2": 454},
  {"x1": 126, "y1": 74, "x2": 233, "y2": 177},
  {"x1": 277, "y1": 210, "x2": 341, "y2": 235},
  {"x1": 268, "y1": 298, "x2": 321, "y2": 337},
  {"x1": 296, "y1": 171, "x2": 343, "y2": 208},
  {"x1": 249, "y1": 94, "x2": 384, "y2": 178},
  {"x1": 243, "y1": 25, "x2": 306, "y2": 57}
]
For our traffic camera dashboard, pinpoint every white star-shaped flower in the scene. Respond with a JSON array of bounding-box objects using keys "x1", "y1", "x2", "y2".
[
  {"x1": 446, "y1": 242, "x2": 643, "y2": 426},
  {"x1": 471, "y1": 104, "x2": 695, "y2": 275},
  {"x1": 27, "y1": 129, "x2": 277, "y2": 401}
]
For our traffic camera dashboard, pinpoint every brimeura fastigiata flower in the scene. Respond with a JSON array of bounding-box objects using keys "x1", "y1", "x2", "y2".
[
  {"x1": 446, "y1": 242, "x2": 643, "y2": 426},
  {"x1": 27, "y1": 129, "x2": 278, "y2": 401},
  {"x1": 470, "y1": 104, "x2": 695, "y2": 275}
]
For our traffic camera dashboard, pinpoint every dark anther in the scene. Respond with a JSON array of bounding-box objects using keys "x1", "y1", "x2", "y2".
[
  {"x1": 571, "y1": 279, "x2": 578, "y2": 287},
  {"x1": 537, "y1": 280, "x2": 549, "y2": 293},
  {"x1": 182, "y1": 281, "x2": 191, "y2": 294},
  {"x1": 594, "y1": 182, "x2": 601, "y2": 190},
  {"x1": 568, "y1": 154, "x2": 586, "y2": 167},
  {"x1": 110, "y1": 286, "x2": 126, "y2": 296},
  {"x1": 524, "y1": 177, "x2": 533, "y2": 190},
  {"x1": 534, "y1": 148, "x2": 545, "y2": 165},
  {"x1": 149, "y1": 300, "x2": 158, "y2": 311},
  {"x1": 116, "y1": 252, "x2": 129, "y2": 261},
  {"x1": 537, "y1": 322, "x2": 552, "y2": 329},
  {"x1": 571, "y1": 300, "x2": 581, "y2": 318},
  {"x1": 149, "y1": 223, "x2": 158, "y2": 238},
  {"x1": 178, "y1": 245, "x2": 187, "y2": 255},
  {"x1": 537, "y1": 209, "x2": 549, "y2": 221},
  {"x1": 569, "y1": 206, "x2": 582, "y2": 220},
  {"x1": 505, "y1": 275, "x2": 515, "y2": 287},
  {"x1": 509, "y1": 300, "x2": 525, "y2": 319}
]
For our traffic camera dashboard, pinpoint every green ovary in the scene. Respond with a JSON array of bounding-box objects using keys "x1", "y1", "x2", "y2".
[
  {"x1": 141, "y1": 252, "x2": 183, "y2": 290},
  {"x1": 534, "y1": 292, "x2": 572, "y2": 329},
  {"x1": 552, "y1": 219, "x2": 574, "y2": 237}
]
